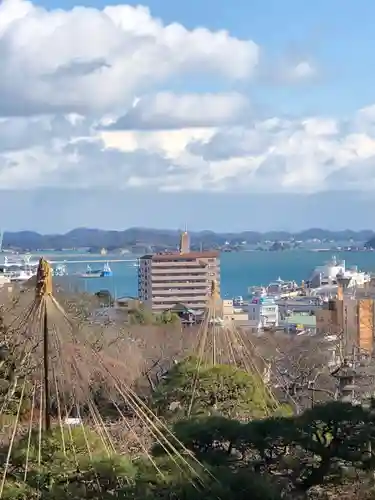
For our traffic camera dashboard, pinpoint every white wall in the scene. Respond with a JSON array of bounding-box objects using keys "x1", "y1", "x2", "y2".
[{"x1": 248, "y1": 301, "x2": 279, "y2": 328}]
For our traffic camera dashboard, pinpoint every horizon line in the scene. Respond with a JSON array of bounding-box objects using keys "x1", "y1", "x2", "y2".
[{"x1": 2, "y1": 226, "x2": 375, "y2": 236}]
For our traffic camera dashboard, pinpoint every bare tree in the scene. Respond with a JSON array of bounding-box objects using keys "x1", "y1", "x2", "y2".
[{"x1": 248, "y1": 331, "x2": 336, "y2": 412}]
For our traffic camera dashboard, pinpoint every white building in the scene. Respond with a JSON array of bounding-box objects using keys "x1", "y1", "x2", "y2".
[
  {"x1": 248, "y1": 296, "x2": 279, "y2": 329},
  {"x1": 221, "y1": 299, "x2": 249, "y2": 324},
  {"x1": 308, "y1": 256, "x2": 370, "y2": 289}
]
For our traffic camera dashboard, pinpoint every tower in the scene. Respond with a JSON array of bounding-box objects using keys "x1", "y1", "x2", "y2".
[
  {"x1": 336, "y1": 276, "x2": 351, "y2": 357},
  {"x1": 179, "y1": 225, "x2": 190, "y2": 254}
]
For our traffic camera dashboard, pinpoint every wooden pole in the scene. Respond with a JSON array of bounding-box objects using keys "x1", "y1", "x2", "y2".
[{"x1": 43, "y1": 301, "x2": 51, "y2": 432}]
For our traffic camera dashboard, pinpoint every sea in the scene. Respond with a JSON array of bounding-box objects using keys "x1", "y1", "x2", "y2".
[{"x1": 36, "y1": 250, "x2": 375, "y2": 300}]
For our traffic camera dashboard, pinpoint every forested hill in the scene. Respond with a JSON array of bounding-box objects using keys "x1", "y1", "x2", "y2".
[{"x1": 2, "y1": 227, "x2": 374, "y2": 251}]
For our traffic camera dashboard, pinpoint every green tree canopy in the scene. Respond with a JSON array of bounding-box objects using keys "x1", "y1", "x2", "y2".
[{"x1": 151, "y1": 357, "x2": 277, "y2": 422}]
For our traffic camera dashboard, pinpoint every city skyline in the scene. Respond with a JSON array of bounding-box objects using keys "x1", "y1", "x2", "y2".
[{"x1": 1, "y1": 0, "x2": 375, "y2": 229}]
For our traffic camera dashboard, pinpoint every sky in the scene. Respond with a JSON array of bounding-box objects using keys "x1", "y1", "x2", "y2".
[{"x1": 2, "y1": 0, "x2": 375, "y2": 232}]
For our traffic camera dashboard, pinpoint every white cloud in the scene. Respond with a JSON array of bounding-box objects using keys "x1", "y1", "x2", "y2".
[
  {"x1": 259, "y1": 56, "x2": 318, "y2": 85},
  {"x1": 289, "y1": 61, "x2": 316, "y2": 80},
  {"x1": 2, "y1": 106, "x2": 375, "y2": 193},
  {"x1": 0, "y1": 0, "x2": 375, "y2": 195},
  {"x1": 0, "y1": 0, "x2": 259, "y2": 116},
  {"x1": 182, "y1": 110, "x2": 375, "y2": 193},
  {"x1": 104, "y1": 92, "x2": 251, "y2": 130}
]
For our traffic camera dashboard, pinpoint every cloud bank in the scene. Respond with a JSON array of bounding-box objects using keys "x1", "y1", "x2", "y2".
[{"x1": 0, "y1": 0, "x2": 374, "y2": 197}]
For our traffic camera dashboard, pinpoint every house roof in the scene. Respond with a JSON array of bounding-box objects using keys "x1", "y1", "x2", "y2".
[
  {"x1": 170, "y1": 303, "x2": 196, "y2": 314},
  {"x1": 117, "y1": 296, "x2": 138, "y2": 302}
]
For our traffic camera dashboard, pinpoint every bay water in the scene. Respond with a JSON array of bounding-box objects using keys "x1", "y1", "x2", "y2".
[{"x1": 46, "y1": 250, "x2": 375, "y2": 299}]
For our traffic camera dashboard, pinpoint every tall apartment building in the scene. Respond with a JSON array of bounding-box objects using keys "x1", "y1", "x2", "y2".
[{"x1": 138, "y1": 231, "x2": 220, "y2": 312}]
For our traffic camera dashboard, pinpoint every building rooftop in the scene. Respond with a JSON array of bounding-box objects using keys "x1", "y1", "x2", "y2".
[
  {"x1": 116, "y1": 296, "x2": 138, "y2": 302},
  {"x1": 284, "y1": 313, "x2": 316, "y2": 328},
  {"x1": 140, "y1": 251, "x2": 219, "y2": 260}
]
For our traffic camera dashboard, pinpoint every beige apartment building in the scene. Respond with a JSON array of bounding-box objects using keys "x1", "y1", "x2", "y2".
[{"x1": 138, "y1": 250, "x2": 220, "y2": 312}]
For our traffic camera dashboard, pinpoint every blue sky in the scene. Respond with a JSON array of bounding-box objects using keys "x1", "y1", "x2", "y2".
[
  {"x1": 34, "y1": 0, "x2": 375, "y2": 116},
  {"x1": 1, "y1": 0, "x2": 375, "y2": 232}
]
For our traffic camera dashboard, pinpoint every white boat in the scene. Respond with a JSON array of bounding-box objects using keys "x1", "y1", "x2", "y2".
[
  {"x1": 2, "y1": 253, "x2": 39, "y2": 268},
  {"x1": 266, "y1": 277, "x2": 298, "y2": 297},
  {"x1": 9, "y1": 269, "x2": 36, "y2": 282},
  {"x1": 53, "y1": 264, "x2": 67, "y2": 277},
  {"x1": 0, "y1": 253, "x2": 38, "y2": 283},
  {"x1": 101, "y1": 262, "x2": 112, "y2": 277},
  {"x1": 80, "y1": 265, "x2": 102, "y2": 278},
  {"x1": 233, "y1": 295, "x2": 244, "y2": 306},
  {"x1": 307, "y1": 255, "x2": 370, "y2": 290},
  {"x1": 248, "y1": 285, "x2": 267, "y2": 296}
]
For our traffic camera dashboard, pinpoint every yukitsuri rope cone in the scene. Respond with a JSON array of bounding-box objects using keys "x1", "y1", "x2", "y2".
[{"x1": 0, "y1": 258, "x2": 213, "y2": 498}]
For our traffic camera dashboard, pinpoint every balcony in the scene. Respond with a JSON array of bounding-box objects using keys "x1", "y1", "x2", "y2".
[
  {"x1": 152, "y1": 302, "x2": 207, "y2": 311},
  {"x1": 152, "y1": 293, "x2": 209, "y2": 302},
  {"x1": 152, "y1": 259, "x2": 211, "y2": 266},
  {"x1": 152, "y1": 260, "x2": 218, "y2": 269},
  {"x1": 152, "y1": 268, "x2": 220, "y2": 277},
  {"x1": 152, "y1": 292, "x2": 210, "y2": 299},
  {"x1": 152, "y1": 281, "x2": 209, "y2": 288}
]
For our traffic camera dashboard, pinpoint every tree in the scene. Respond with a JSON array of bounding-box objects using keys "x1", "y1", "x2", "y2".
[
  {"x1": 158, "y1": 310, "x2": 180, "y2": 325},
  {"x1": 243, "y1": 402, "x2": 375, "y2": 491},
  {"x1": 0, "y1": 426, "x2": 139, "y2": 499},
  {"x1": 94, "y1": 289, "x2": 114, "y2": 307},
  {"x1": 129, "y1": 306, "x2": 180, "y2": 326},
  {"x1": 258, "y1": 332, "x2": 336, "y2": 412},
  {"x1": 171, "y1": 415, "x2": 243, "y2": 464},
  {"x1": 128, "y1": 305, "x2": 154, "y2": 325},
  {"x1": 0, "y1": 310, "x2": 34, "y2": 419},
  {"x1": 289, "y1": 401, "x2": 375, "y2": 491},
  {"x1": 1, "y1": 425, "x2": 283, "y2": 500},
  {"x1": 169, "y1": 400, "x2": 375, "y2": 497},
  {"x1": 151, "y1": 357, "x2": 277, "y2": 422}
]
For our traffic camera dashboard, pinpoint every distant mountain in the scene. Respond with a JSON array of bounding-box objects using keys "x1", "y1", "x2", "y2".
[
  {"x1": 1, "y1": 227, "x2": 374, "y2": 252},
  {"x1": 364, "y1": 235, "x2": 375, "y2": 249}
]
